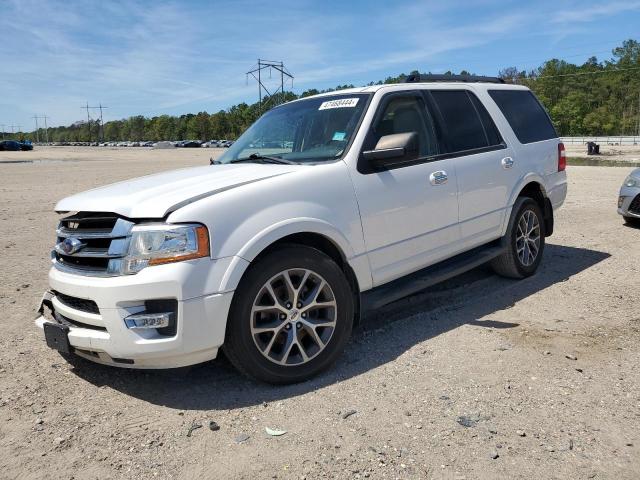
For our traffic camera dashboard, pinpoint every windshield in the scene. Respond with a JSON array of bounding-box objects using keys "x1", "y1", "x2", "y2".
[{"x1": 218, "y1": 93, "x2": 370, "y2": 164}]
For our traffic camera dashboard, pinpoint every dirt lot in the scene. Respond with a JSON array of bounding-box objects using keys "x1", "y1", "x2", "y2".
[
  {"x1": 0, "y1": 147, "x2": 638, "y2": 479},
  {"x1": 565, "y1": 144, "x2": 640, "y2": 162}
]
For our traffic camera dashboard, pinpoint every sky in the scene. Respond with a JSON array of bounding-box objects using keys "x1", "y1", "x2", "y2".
[{"x1": 1, "y1": 0, "x2": 639, "y2": 132}]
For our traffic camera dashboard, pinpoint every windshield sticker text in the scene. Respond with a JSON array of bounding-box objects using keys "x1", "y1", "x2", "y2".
[{"x1": 319, "y1": 98, "x2": 359, "y2": 110}]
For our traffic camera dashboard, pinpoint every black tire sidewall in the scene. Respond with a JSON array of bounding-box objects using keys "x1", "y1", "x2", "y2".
[
  {"x1": 224, "y1": 245, "x2": 354, "y2": 384},
  {"x1": 510, "y1": 199, "x2": 545, "y2": 277}
]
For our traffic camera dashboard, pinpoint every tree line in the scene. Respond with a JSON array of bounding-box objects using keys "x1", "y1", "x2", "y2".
[{"x1": 5, "y1": 39, "x2": 640, "y2": 143}]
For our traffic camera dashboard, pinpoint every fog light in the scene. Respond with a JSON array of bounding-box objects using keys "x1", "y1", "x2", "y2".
[
  {"x1": 125, "y1": 312, "x2": 173, "y2": 329},
  {"x1": 618, "y1": 196, "x2": 625, "y2": 208}
]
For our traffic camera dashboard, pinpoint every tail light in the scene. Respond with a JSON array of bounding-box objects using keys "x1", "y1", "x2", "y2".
[{"x1": 558, "y1": 142, "x2": 566, "y2": 171}]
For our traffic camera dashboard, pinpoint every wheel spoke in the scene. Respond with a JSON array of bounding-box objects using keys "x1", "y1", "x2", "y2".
[
  {"x1": 280, "y1": 330, "x2": 296, "y2": 364},
  {"x1": 282, "y1": 271, "x2": 297, "y2": 304},
  {"x1": 301, "y1": 321, "x2": 326, "y2": 348}
]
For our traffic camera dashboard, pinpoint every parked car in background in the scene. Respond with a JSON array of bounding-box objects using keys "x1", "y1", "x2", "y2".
[
  {"x1": 182, "y1": 140, "x2": 202, "y2": 148},
  {"x1": 20, "y1": 141, "x2": 34, "y2": 151},
  {"x1": 618, "y1": 168, "x2": 640, "y2": 226},
  {"x1": 0, "y1": 140, "x2": 22, "y2": 151},
  {"x1": 36, "y1": 76, "x2": 566, "y2": 383}
]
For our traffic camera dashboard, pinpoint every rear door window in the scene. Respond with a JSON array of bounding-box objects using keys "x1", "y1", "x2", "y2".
[
  {"x1": 430, "y1": 90, "x2": 501, "y2": 153},
  {"x1": 488, "y1": 90, "x2": 557, "y2": 144}
]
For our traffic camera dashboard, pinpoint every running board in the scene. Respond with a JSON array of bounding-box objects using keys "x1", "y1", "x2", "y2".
[{"x1": 361, "y1": 241, "x2": 505, "y2": 312}]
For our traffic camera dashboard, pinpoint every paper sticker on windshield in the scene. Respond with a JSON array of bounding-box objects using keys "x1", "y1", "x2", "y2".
[
  {"x1": 319, "y1": 98, "x2": 359, "y2": 110},
  {"x1": 332, "y1": 131, "x2": 346, "y2": 141}
]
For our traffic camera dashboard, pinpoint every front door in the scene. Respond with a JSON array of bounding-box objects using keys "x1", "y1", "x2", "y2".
[{"x1": 349, "y1": 92, "x2": 460, "y2": 287}]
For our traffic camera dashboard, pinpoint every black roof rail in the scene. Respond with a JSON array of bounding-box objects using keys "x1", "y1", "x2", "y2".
[{"x1": 404, "y1": 73, "x2": 505, "y2": 84}]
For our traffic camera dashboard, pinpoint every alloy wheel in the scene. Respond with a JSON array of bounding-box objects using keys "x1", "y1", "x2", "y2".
[
  {"x1": 250, "y1": 268, "x2": 337, "y2": 366},
  {"x1": 516, "y1": 209, "x2": 540, "y2": 267}
]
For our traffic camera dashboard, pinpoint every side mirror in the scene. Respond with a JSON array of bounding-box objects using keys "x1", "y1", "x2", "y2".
[{"x1": 362, "y1": 132, "x2": 419, "y2": 169}]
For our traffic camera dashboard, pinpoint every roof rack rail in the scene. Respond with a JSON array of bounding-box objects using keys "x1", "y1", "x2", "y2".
[{"x1": 404, "y1": 74, "x2": 505, "y2": 84}]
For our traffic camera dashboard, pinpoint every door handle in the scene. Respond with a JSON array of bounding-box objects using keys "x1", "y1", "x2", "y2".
[
  {"x1": 501, "y1": 157, "x2": 514, "y2": 169},
  {"x1": 429, "y1": 170, "x2": 448, "y2": 185}
]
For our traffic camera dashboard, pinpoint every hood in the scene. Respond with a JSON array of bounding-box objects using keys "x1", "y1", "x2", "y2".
[{"x1": 55, "y1": 163, "x2": 300, "y2": 218}]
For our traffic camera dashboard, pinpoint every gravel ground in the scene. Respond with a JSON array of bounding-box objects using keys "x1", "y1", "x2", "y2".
[{"x1": 0, "y1": 147, "x2": 638, "y2": 480}]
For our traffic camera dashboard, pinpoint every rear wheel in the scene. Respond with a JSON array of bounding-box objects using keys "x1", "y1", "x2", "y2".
[
  {"x1": 491, "y1": 197, "x2": 545, "y2": 279},
  {"x1": 223, "y1": 245, "x2": 354, "y2": 384}
]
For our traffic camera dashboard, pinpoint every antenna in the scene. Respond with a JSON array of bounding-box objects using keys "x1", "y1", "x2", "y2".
[{"x1": 246, "y1": 59, "x2": 294, "y2": 114}]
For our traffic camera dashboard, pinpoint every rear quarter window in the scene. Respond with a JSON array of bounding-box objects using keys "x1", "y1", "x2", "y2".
[{"x1": 488, "y1": 90, "x2": 557, "y2": 144}]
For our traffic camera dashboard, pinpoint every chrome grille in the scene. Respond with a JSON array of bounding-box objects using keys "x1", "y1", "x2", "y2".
[{"x1": 52, "y1": 212, "x2": 134, "y2": 277}]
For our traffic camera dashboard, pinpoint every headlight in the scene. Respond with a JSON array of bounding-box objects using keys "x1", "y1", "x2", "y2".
[
  {"x1": 624, "y1": 176, "x2": 639, "y2": 188},
  {"x1": 121, "y1": 224, "x2": 210, "y2": 274}
]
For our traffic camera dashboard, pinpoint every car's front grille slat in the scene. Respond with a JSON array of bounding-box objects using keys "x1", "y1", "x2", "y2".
[
  {"x1": 54, "y1": 291, "x2": 100, "y2": 315},
  {"x1": 52, "y1": 213, "x2": 133, "y2": 276},
  {"x1": 629, "y1": 194, "x2": 640, "y2": 214}
]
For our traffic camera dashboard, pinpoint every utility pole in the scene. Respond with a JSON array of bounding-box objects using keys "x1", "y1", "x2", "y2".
[
  {"x1": 0, "y1": 124, "x2": 5, "y2": 140},
  {"x1": 246, "y1": 59, "x2": 294, "y2": 114},
  {"x1": 97, "y1": 103, "x2": 108, "y2": 142},
  {"x1": 83, "y1": 102, "x2": 92, "y2": 143},
  {"x1": 637, "y1": 90, "x2": 640, "y2": 137},
  {"x1": 82, "y1": 102, "x2": 99, "y2": 143},
  {"x1": 32, "y1": 116, "x2": 40, "y2": 143},
  {"x1": 10, "y1": 124, "x2": 21, "y2": 134},
  {"x1": 42, "y1": 115, "x2": 50, "y2": 143}
]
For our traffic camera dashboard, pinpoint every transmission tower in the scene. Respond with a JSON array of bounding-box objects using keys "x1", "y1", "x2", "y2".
[
  {"x1": 0, "y1": 124, "x2": 5, "y2": 140},
  {"x1": 82, "y1": 102, "x2": 99, "y2": 143},
  {"x1": 32, "y1": 116, "x2": 40, "y2": 143},
  {"x1": 246, "y1": 59, "x2": 294, "y2": 114}
]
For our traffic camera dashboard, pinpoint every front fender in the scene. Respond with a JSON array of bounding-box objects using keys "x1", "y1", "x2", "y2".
[
  {"x1": 237, "y1": 217, "x2": 356, "y2": 261},
  {"x1": 214, "y1": 218, "x2": 373, "y2": 293}
]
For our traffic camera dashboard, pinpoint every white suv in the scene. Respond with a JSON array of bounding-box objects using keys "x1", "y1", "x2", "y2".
[{"x1": 36, "y1": 75, "x2": 567, "y2": 383}]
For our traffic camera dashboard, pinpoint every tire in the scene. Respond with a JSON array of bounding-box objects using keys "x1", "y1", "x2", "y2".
[
  {"x1": 623, "y1": 216, "x2": 640, "y2": 227},
  {"x1": 491, "y1": 197, "x2": 546, "y2": 279},
  {"x1": 223, "y1": 245, "x2": 354, "y2": 384}
]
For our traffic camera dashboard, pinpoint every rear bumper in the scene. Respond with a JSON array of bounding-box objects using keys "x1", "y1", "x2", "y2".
[
  {"x1": 547, "y1": 177, "x2": 567, "y2": 211},
  {"x1": 35, "y1": 259, "x2": 237, "y2": 369}
]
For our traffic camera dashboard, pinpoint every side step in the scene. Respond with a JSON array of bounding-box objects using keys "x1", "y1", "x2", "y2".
[{"x1": 361, "y1": 241, "x2": 505, "y2": 311}]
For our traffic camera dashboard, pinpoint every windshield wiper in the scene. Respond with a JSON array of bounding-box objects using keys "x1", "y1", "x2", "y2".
[{"x1": 230, "y1": 153, "x2": 297, "y2": 165}]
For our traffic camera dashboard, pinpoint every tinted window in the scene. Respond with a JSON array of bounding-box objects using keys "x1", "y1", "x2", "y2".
[
  {"x1": 374, "y1": 95, "x2": 438, "y2": 156},
  {"x1": 431, "y1": 90, "x2": 490, "y2": 152},
  {"x1": 488, "y1": 90, "x2": 557, "y2": 144},
  {"x1": 469, "y1": 93, "x2": 503, "y2": 146}
]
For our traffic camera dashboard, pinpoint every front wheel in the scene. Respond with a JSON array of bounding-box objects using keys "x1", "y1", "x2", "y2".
[
  {"x1": 491, "y1": 197, "x2": 546, "y2": 279},
  {"x1": 223, "y1": 245, "x2": 354, "y2": 384}
]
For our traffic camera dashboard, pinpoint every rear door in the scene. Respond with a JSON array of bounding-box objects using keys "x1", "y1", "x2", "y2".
[
  {"x1": 429, "y1": 89, "x2": 515, "y2": 247},
  {"x1": 350, "y1": 91, "x2": 460, "y2": 286}
]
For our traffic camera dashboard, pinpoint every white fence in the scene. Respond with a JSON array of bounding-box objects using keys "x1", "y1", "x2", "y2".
[{"x1": 561, "y1": 136, "x2": 640, "y2": 146}]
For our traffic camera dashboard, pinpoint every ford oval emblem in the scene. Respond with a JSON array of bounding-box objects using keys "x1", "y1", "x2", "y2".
[{"x1": 59, "y1": 237, "x2": 85, "y2": 255}]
